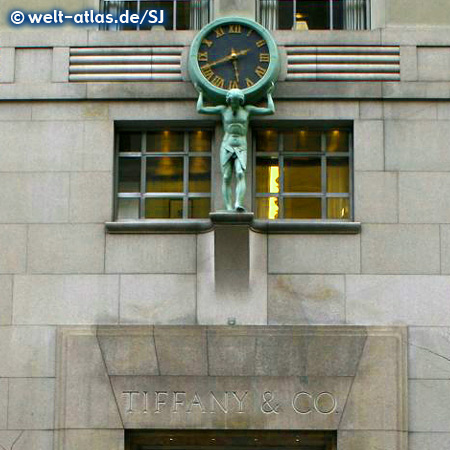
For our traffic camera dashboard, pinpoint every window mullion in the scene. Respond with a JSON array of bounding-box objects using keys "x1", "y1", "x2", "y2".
[
  {"x1": 183, "y1": 132, "x2": 189, "y2": 219},
  {"x1": 330, "y1": 0, "x2": 334, "y2": 30},
  {"x1": 279, "y1": 131, "x2": 285, "y2": 219},
  {"x1": 321, "y1": 132, "x2": 327, "y2": 219},
  {"x1": 140, "y1": 132, "x2": 147, "y2": 219}
]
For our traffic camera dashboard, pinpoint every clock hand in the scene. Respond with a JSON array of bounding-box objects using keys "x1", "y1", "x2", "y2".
[
  {"x1": 232, "y1": 60, "x2": 240, "y2": 83},
  {"x1": 203, "y1": 49, "x2": 250, "y2": 69}
]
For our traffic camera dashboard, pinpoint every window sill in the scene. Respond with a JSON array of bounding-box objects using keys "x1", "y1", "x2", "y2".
[{"x1": 105, "y1": 219, "x2": 361, "y2": 234}]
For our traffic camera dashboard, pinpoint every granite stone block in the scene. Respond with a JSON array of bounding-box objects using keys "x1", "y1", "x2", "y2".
[
  {"x1": 385, "y1": 120, "x2": 450, "y2": 171},
  {"x1": 0, "y1": 327, "x2": 55, "y2": 377},
  {"x1": 8, "y1": 378, "x2": 55, "y2": 429},
  {"x1": 399, "y1": 173, "x2": 450, "y2": 223},
  {"x1": 154, "y1": 327, "x2": 208, "y2": 376},
  {"x1": 70, "y1": 172, "x2": 113, "y2": 223},
  {"x1": 346, "y1": 275, "x2": 450, "y2": 325},
  {"x1": 268, "y1": 275, "x2": 345, "y2": 325},
  {"x1": 409, "y1": 327, "x2": 450, "y2": 379},
  {"x1": 0, "y1": 276, "x2": 12, "y2": 325},
  {"x1": 14, "y1": 275, "x2": 119, "y2": 325},
  {"x1": 28, "y1": 224, "x2": 105, "y2": 274},
  {"x1": 97, "y1": 327, "x2": 159, "y2": 376},
  {"x1": 409, "y1": 379, "x2": 450, "y2": 432},
  {"x1": 120, "y1": 275, "x2": 196, "y2": 324},
  {"x1": 361, "y1": 225, "x2": 440, "y2": 274},
  {"x1": 0, "y1": 121, "x2": 83, "y2": 172},
  {"x1": 269, "y1": 234, "x2": 361, "y2": 274},
  {"x1": 354, "y1": 172, "x2": 398, "y2": 223},
  {"x1": 353, "y1": 120, "x2": 384, "y2": 171},
  {"x1": 0, "y1": 379, "x2": 7, "y2": 429},
  {"x1": 0, "y1": 225, "x2": 26, "y2": 274},
  {"x1": 0, "y1": 173, "x2": 69, "y2": 223},
  {"x1": 106, "y1": 235, "x2": 196, "y2": 274}
]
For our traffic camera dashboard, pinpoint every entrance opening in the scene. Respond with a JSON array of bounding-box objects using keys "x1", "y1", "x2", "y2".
[{"x1": 126, "y1": 430, "x2": 337, "y2": 450}]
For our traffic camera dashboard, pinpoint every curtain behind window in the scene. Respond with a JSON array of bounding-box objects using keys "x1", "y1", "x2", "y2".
[{"x1": 190, "y1": 0, "x2": 210, "y2": 30}]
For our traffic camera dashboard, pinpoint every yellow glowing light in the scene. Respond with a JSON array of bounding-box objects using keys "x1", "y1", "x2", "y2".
[{"x1": 268, "y1": 165, "x2": 280, "y2": 219}]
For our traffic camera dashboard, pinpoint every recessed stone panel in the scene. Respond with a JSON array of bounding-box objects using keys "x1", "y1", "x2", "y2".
[{"x1": 56, "y1": 326, "x2": 407, "y2": 449}]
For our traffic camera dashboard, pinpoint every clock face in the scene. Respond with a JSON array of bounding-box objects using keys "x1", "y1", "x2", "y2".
[{"x1": 196, "y1": 23, "x2": 271, "y2": 91}]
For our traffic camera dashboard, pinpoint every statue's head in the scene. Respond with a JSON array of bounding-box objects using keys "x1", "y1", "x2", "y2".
[{"x1": 226, "y1": 89, "x2": 245, "y2": 108}]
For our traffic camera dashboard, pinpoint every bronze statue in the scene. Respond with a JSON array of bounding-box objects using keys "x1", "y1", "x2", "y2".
[{"x1": 196, "y1": 84, "x2": 275, "y2": 212}]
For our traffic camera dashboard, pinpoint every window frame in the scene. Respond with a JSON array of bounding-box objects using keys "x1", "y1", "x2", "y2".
[
  {"x1": 252, "y1": 124, "x2": 354, "y2": 221},
  {"x1": 100, "y1": 0, "x2": 212, "y2": 31},
  {"x1": 258, "y1": 0, "x2": 371, "y2": 30},
  {"x1": 114, "y1": 126, "x2": 214, "y2": 221}
]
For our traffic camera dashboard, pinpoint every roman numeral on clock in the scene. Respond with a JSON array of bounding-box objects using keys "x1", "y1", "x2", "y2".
[
  {"x1": 256, "y1": 39, "x2": 266, "y2": 48},
  {"x1": 197, "y1": 52, "x2": 208, "y2": 62},
  {"x1": 201, "y1": 66, "x2": 214, "y2": 80},
  {"x1": 214, "y1": 27, "x2": 225, "y2": 38},
  {"x1": 212, "y1": 75, "x2": 225, "y2": 88},
  {"x1": 229, "y1": 24, "x2": 241, "y2": 33},
  {"x1": 245, "y1": 78, "x2": 254, "y2": 87},
  {"x1": 228, "y1": 80, "x2": 239, "y2": 89},
  {"x1": 255, "y1": 66, "x2": 267, "y2": 78},
  {"x1": 259, "y1": 53, "x2": 270, "y2": 63},
  {"x1": 202, "y1": 38, "x2": 213, "y2": 48}
]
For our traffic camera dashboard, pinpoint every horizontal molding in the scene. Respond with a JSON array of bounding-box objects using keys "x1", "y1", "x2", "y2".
[
  {"x1": 286, "y1": 45, "x2": 400, "y2": 82},
  {"x1": 105, "y1": 220, "x2": 361, "y2": 234},
  {"x1": 69, "y1": 46, "x2": 183, "y2": 82}
]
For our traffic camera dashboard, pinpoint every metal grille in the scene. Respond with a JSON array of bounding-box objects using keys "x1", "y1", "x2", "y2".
[
  {"x1": 286, "y1": 46, "x2": 400, "y2": 81},
  {"x1": 116, "y1": 129, "x2": 212, "y2": 220},
  {"x1": 69, "y1": 46, "x2": 183, "y2": 82},
  {"x1": 253, "y1": 127, "x2": 353, "y2": 220}
]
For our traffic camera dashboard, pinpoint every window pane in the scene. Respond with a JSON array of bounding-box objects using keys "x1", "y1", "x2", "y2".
[
  {"x1": 256, "y1": 197, "x2": 280, "y2": 219},
  {"x1": 145, "y1": 198, "x2": 183, "y2": 218},
  {"x1": 256, "y1": 158, "x2": 280, "y2": 193},
  {"x1": 284, "y1": 197, "x2": 322, "y2": 219},
  {"x1": 296, "y1": 0, "x2": 330, "y2": 30},
  {"x1": 122, "y1": 1, "x2": 138, "y2": 30},
  {"x1": 278, "y1": 0, "x2": 294, "y2": 29},
  {"x1": 326, "y1": 130, "x2": 349, "y2": 152},
  {"x1": 140, "y1": 1, "x2": 174, "y2": 29},
  {"x1": 332, "y1": 0, "x2": 344, "y2": 29},
  {"x1": 189, "y1": 157, "x2": 211, "y2": 192},
  {"x1": 119, "y1": 132, "x2": 141, "y2": 153},
  {"x1": 176, "y1": 0, "x2": 190, "y2": 30},
  {"x1": 327, "y1": 197, "x2": 350, "y2": 219},
  {"x1": 327, "y1": 158, "x2": 349, "y2": 193},
  {"x1": 117, "y1": 198, "x2": 139, "y2": 219},
  {"x1": 284, "y1": 157, "x2": 321, "y2": 192},
  {"x1": 283, "y1": 129, "x2": 321, "y2": 152},
  {"x1": 146, "y1": 157, "x2": 183, "y2": 192},
  {"x1": 189, "y1": 198, "x2": 210, "y2": 218},
  {"x1": 118, "y1": 157, "x2": 141, "y2": 192},
  {"x1": 147, "y1": 131, "x2": 184, "y2": 152},
  {"x1": 256, "y1": 130, "x2": 278, "y2": 152},
  {"x1": 189, "y1": 130, "x2": 212, "y2": 152}
]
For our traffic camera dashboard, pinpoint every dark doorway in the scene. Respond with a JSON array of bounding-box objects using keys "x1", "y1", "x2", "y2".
[{"x1": 126, "y1": 430, "x2": 337, "y2": 450}]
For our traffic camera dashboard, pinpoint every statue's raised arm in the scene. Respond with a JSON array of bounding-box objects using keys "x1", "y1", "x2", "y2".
[
  {"x1": 196, "y1": 86, "x2": 226, "y2": 115},
  {"x1": 244, "y1": 82, "x2": 275, "y2": 117}
]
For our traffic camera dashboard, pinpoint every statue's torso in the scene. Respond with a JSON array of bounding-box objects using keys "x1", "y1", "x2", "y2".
[{"x1": 222, "y1": 107, "x2": 249, "y2": 146}]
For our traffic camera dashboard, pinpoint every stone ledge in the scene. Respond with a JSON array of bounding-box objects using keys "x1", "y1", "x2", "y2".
[{"x1": 105, "y1": 220, "x2": 361, "y2": 234}]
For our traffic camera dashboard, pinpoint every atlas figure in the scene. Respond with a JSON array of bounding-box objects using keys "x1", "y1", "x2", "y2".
[{"x1": 196, "y1": 84, "x2": 275, "y2": 212}]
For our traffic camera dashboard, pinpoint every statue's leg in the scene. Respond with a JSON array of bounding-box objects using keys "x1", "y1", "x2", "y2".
[
  {"x1": 234, "y1": 158, "x2": 246, "y2": 212},
  {"x1": 222, "y1": 160, "x2": 233, "y2": 211}
]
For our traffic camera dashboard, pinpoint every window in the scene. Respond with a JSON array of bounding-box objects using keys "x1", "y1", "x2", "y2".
[
  {"x1": 254, "y1": 126, "x2": 352, "y2": 220},
  {"x1": 116, "y1": 129, "x2": 212, "y2": 219},
  {"x1": 101, "y1": 0, "x2": 210, "y2": 30},
  {"x1": 259, "y1": 0, "x2": 370, "y2": 30}
]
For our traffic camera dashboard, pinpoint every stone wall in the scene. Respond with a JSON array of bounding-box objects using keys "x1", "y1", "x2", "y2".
[{"x1": 0, "y1": 28, "x2": 450, "y2": 450}]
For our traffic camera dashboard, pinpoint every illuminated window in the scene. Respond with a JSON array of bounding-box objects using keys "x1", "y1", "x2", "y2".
[
  {"x1": 259, "y1": 0, "x2": 370, "y2": 30},
  {"x1": 116, "y1": 129, "x2": 212, "y2": 219},
  {"x1": 254, "y1": 127, "x2": 352, "y2": 220},
  {"x1": 101, "y1": 0, "x2": 210, "y2": 30}
]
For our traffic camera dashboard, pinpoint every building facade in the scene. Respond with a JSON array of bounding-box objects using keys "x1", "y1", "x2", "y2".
[{"x1": 0, "y1": 0, "x2": 450, "y2": 449}]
